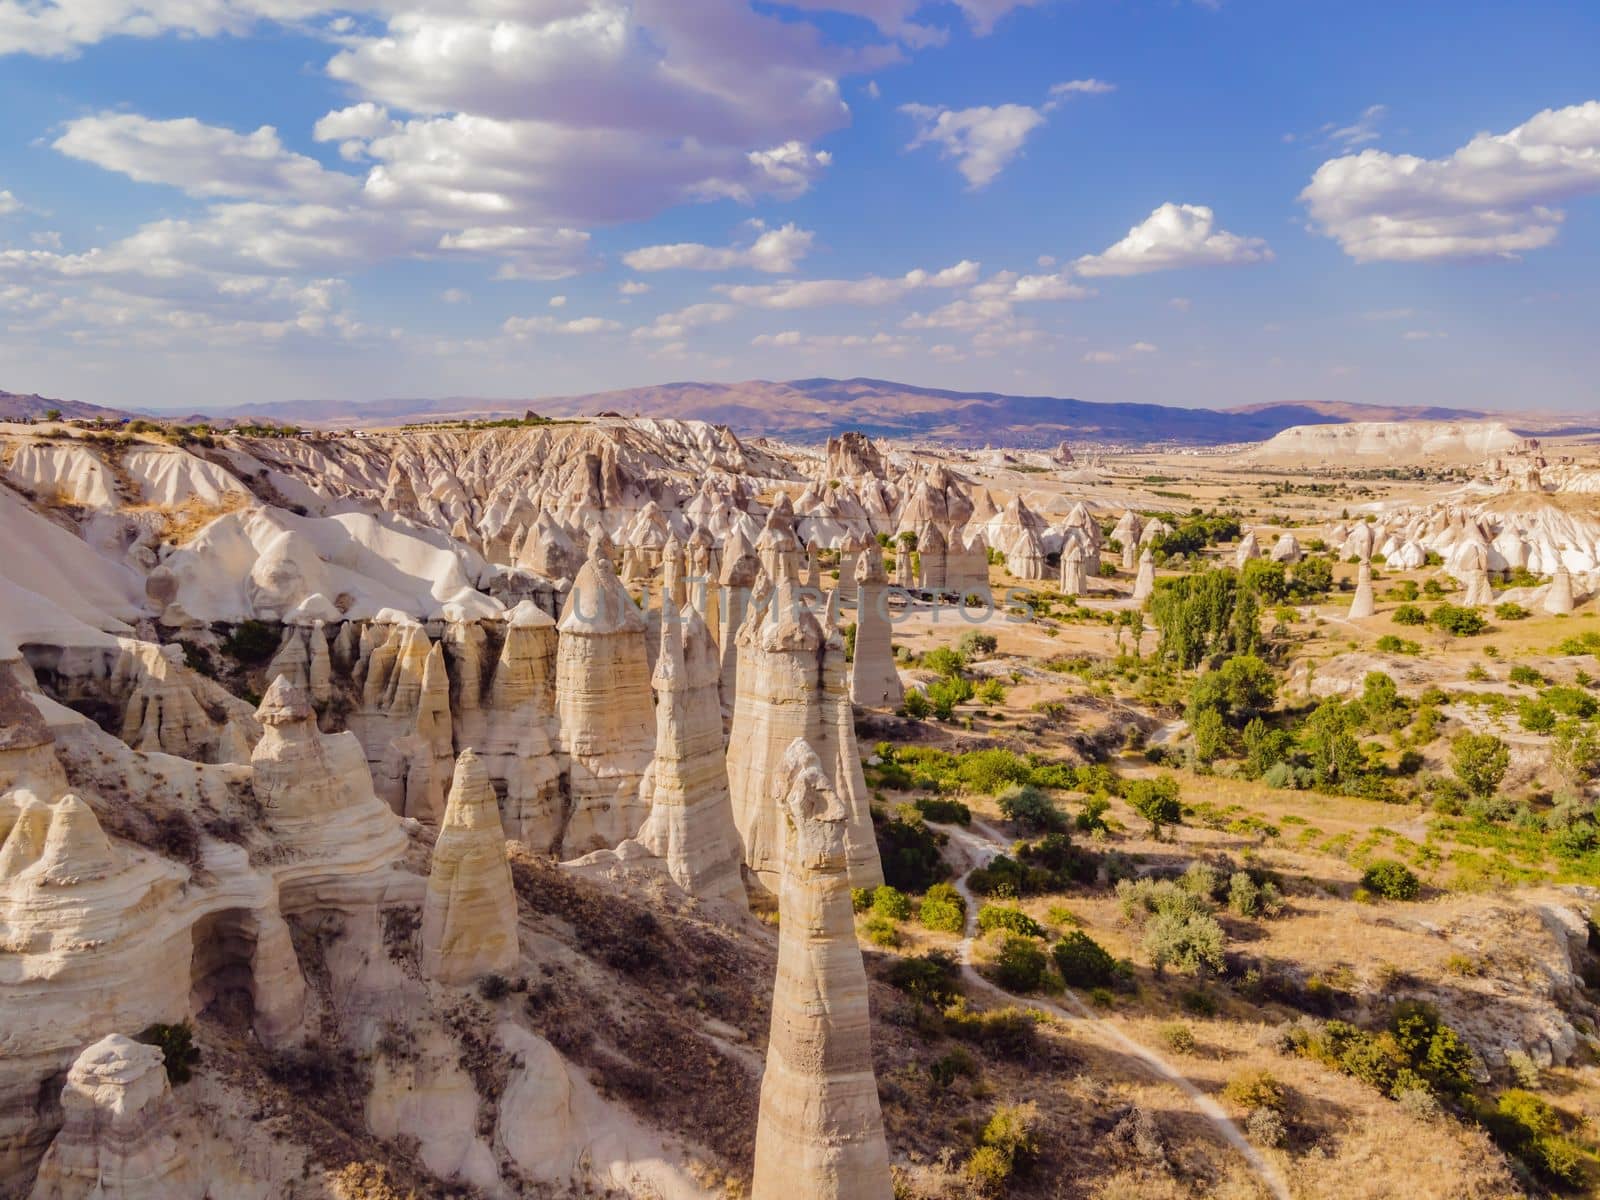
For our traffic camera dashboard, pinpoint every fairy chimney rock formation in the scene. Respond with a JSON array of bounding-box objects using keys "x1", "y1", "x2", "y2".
[
  {"x1": 555, "y1": 551, "x2": 654, "y2": 856},
  {"x1": 472, "y1": 602, "x2": 562, "y2": 849},
  {"x1": 1059, "y1": 539, "x2": 1086, "y2": 597},
  {"x1": 606, "y1": 605, "x2": 747, "y2": 905},
  {"x1": 27, "y1": 1035, "x2": 203, "y2": 1200},
  {"x1": 421, "y1": 749, "x2": 520, "y2": 984},
  {"x1": 750, "y1": 740, "x2": 892, "y2": 1200},
  {"x1": 849, "y1": 550, "x2": 903, "y2": 710},
  {"x1": 1348, "y1": 560, "x2": 1376, "y2": 619},
  {"x1": 1546, "y1": 560, "x2": 1576, "y2": 615},
  {"x1": 727, "y1": 582, "x2": 883, "y2": 894},
  {"x1": 1132, "y1": 546, "x2": 1156, "y2": 604}
]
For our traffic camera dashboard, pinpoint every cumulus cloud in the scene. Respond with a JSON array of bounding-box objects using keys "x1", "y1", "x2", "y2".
[
  {"x1": 901, "y1": 76, "x2": 1110, "y2": 188},
  {"x1": 503, "y1": 313, "x2": 622, "y2": 337},
  {"x1": 440, "y1": 288, "x2": 469, "y2": 304},
  {"x1": 1047, "y1": 78, "x2": 1115, "y2": 102},
  {"x1": 720, "y1": 259, "x2": 979, "y2": 308},
  {"x1": 1301, "y1": 100, "x2": 1600, "y2": 262},
  {"x1": 751, "y1": 329, "x2": 912, "y2": 353},
  {"x1": 779, "y1": 0, "x2": 1047, "y2": 41},
  {"x1": 619, "y1": 280, "x2": 651, "y2": 295},
  {"x1": 1074, "y1": 203, "x2": 1273, "y2": 276},
  {"x1": 0, "y1": 190, "x2": 18, "y2": 215},
  {"x1": 1082, "y1": 349, "x2": 1120, "y2": 363},
  {"x1": 901, "y1": 102, "x2": 1046, "y2": 187},
  {"x1": 54, "y1": 113, "x2": 355, "y2": 201},
  {"x1": 623, "y1": 222, "x2": 814, "y2": 273},
  {"x1": 632, "y1": 301, "x2": 738, "y2": 340}
]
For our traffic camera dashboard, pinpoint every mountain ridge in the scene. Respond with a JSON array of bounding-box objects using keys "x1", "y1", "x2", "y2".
[{"x1": 5, "y1": 378, "x2": 1588, "y2": 446}]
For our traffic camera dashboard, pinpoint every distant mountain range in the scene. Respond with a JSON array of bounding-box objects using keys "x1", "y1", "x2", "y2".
[
  {"x1": 5, "y1": 378, "x2": 1591, "y2": 446},
  {"x1": 0, "y1": 390, "x2": 134, "y2": 423},
  {"x1": 190, "y1": 378, "x2": 1513, "y2": 446}
]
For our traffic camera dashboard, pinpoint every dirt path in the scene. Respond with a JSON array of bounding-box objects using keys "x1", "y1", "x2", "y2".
[{"x1": 938, "y1": 820, "x2": 1294, "y2": 1200}]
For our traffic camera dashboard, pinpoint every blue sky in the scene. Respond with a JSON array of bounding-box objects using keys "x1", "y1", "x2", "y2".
[{"x1": 1, "y1": 0, "x2": 1597, "y2": 414}]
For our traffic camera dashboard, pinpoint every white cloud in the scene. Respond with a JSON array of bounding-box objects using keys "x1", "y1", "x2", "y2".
[
  {"x1": 1046, "y1": 78, "x2": 1115, "y2": 103},
  {"x1": 971, "y1": 268, "x2": 1093, "y2": 302},
  {"x1": 779, "y1": 0, "x2": 1046, "y2": 41},
  {"x1": 54, "y1": 113, "x2": 354, "y2": 202},
  {"x1": 1327, "y1": 103, "x2": 1387, "y2": 148},
  {"x1": 1168, "y1": 296, "x2": 1191, "y2": 311},
  {"x1": 623, "y1": 222, "x2": 814, "y2": 273},
  {"x1": 901, "y1": 101, "x2": 1046, "y2": 188},
  {"x1": 619, "y1": 280, "x2": 651, "y2": 295},
  {"x1": 1301, "y1": 100, "x2": 1600, "y2": 262},
  {"x1": 503, "y1": 313, "x2": 622, "y2": 337},
  {"x1": 720, "y1": 259, "x2": 979, "y2": 308},
  {"x1": 1082, "y1": 349, "x2": 1120, "y2": 364},
  {"x1": 312, "y1": 102, "x2": 395, "y2": 143},
  {"x1": 1402, "y1": 329, "x2": 1447, "y2": 341},
  {"x1": 440, "y1": 288, "x2": 469, "y2": 304},
  {"x1": 434, "y1": 226, "x2": 592, "y2": 280},
  {"x1": 632, "y1": 302, "x2": 738, "y2": 340},
  {"x1": 751, "y1": 329, "x2": 913, "y2": 354},
  {"x1": 1130, "y1": 340, "x2": 1157, "y2": 353},
  {"x1": 899, "y1": 75, "x2": 1111, "y2": 188},
  {"x1": 0, "y1": 190, "x2": 18, "y2": 215},
  {"x1": 1074, "y1": 202, "x2": 1273, "y2": 276},
  {"x1": 549, "y1": 294, "x2": 568, "y2": 307}
]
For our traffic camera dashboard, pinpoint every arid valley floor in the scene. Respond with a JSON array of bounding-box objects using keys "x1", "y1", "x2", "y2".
[{"x1": 2, "y1": 411, "x2": 1599, "y2": 1200}]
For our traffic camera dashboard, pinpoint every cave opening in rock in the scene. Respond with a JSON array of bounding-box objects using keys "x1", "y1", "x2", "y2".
[{"x1": 190, "y1": 907, "x2": 260, "y2": 1030}]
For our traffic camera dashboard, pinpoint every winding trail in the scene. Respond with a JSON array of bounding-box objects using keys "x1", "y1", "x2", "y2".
[{"x1": 938, "y1": 820, "x2": 1293, "y2": 1200}]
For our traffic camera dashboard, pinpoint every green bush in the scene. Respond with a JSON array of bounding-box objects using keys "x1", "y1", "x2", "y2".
[
  {"x1": 913, "y1": 795, "x2": 972, "y2": 825},
  {"x1": 1361, "y1": 859, "x2": 1420, "y2": 900},
  {"x1": 1430, "y1": 603, "x2": 1486, "y2": 637},
  {"x1": 928, "y1": 1046, "x2": 979, "y2": 1088},
  {"x1": 220, "y1": 619, "x2": 280, "y2": 665},
  {"x1": 1495, "y1": 601, "x2": 1531, "y2": 621},
  {"x1": 862, "y1": 912, "x2": 901, "y2": 946},
  {"x1": 964, "y1": 1102, "x2": 1038, "y2": 1195},
  {"x1": 885, "y1": 950, "x2": 961, "y2": 1008},
  {"x1": 1450, "y1": 731, "x2": 1509, "y2": 798},
  {"x1": 871, "y1": 885, "x2": 912, "y2": 920},
  {"x1": 957, "y1": 631, "x2": 999, "y2": 658},
  {"x1": 944, "y1": 1003, "x2": 1040, "y2": 1061},
  {"x1": 1142, "y1": 910, "x2": 1226, "y2": 976},
  {"x1": 955, "y1": 749, "x2": 1033, "y2": 794},
  {"x1": 873, "y1": 806, "x2": 949, "y2": 892},
  {"x1": 1392, "y1": 604, "x2": 1426, "y2": 626},
  {"x1": 1125, "y1": 774, "x2": 1182, "y2": 834},
  {"x1": 1486, "y1": 1090, "x2": 1585, "y2": 1188},
  {"x1": 996, "y1": 783, "x2": 1065, "y2": 833},
  {"x1": 990, "y1": 935, "x2": 1050, "y2": 992},
  {"x1": 136, "y1": 1022, "x2": 201, "y2": 1084},
  {"x1": 918, "y1": 882, "x2": 967, "y2": 933},
  {"x1": 1160, "y1": 1022, "x2": 1197, "y2": 1054},
  {"x1": 978, "y1": 905, "x2": 1045, "y2": 938},
  {"x1": 1052, "y1": 930, "x2": 1116, "y2": 987},
  {"x1": 1223, "y1": 1069, "x2": 1286, "y2": 1113}
]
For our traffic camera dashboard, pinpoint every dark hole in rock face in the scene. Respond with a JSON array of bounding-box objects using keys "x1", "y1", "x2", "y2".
[{"x1": 190, "y1": 907, "x2": 260, "y2": 1030}]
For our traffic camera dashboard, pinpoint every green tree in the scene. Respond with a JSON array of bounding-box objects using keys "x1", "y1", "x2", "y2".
[
  {"x1": 1301, "y1": 699, "x2": 1362, "y2": 790},
  {"x1": 1551, "y1": 720, "x2": 1600, "y2": 787},
  {"x1": 1125, "y1": 775, "x2": 1182, "y2": 834},
  {"x1": 1450, "y1": 731, "x2": 1509, "y2": 799},
  {"x1": 1186, "y1": 654, "x2": 1278, "y2": 727}
]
